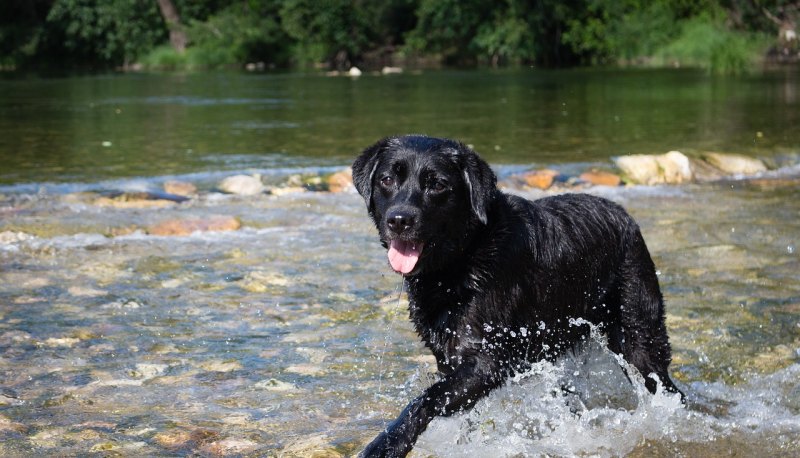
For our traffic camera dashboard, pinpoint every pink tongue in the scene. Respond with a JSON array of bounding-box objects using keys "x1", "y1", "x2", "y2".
[{"x1": 388, "y1": 240, "x2": 422, "y2": 274}]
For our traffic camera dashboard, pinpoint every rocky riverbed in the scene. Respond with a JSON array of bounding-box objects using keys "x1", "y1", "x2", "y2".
[{"x1": 1, "y1": 161, "x2": 799, "y2": 456}]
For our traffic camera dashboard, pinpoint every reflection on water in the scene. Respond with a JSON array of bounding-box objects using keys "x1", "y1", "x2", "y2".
[
  {"x1": 0, "y1": 165, "x2": 798, "y2": 455},
  {"x1": 1, "y1": 68, "x2": 799, "y2": 185}
]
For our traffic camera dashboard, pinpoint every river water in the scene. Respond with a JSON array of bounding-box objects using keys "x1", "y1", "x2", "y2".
[{"x1": 0, "y1": 69, "x2": 799, "y2": 456}]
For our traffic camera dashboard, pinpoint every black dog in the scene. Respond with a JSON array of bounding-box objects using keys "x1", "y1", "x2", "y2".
[{"x1": 352, "y1": 135, "x2": 682, "y2": 457}]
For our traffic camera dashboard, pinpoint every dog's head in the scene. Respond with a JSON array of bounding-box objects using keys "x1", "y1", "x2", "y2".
[{"x1": 352, "y1": 135, "x2": 497, "y2": 275}]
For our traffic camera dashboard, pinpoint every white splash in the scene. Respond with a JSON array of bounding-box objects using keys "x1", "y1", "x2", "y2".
[{"x1": 411, "y1": 330, "x2": 800, "y2": 457}]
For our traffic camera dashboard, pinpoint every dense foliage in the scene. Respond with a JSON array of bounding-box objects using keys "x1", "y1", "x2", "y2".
[{"x1": 0, "y1": 0, "x2": 796, "y2": 72}]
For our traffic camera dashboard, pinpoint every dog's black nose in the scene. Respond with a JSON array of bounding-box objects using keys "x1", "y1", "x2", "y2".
[{"x1": 387, "y1": 210, "x2": 415, "y2": 234}]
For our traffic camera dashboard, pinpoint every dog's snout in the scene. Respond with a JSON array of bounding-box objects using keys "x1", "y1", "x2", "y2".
[{"x1": 387, "y1": 210, "x2": 416, "y2": 234}]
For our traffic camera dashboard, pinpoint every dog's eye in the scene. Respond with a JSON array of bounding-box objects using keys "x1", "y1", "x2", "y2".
[
  {"x1": 429, "y1": 181, "x2": 448, "y2": 193},
  {"x1": 380, "y1": 176, "x2": 395, "y2": 188}
]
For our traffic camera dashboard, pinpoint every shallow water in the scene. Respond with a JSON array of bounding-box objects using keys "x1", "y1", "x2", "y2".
[
  {"x1": 1, "y1": 168, "x2": 798, "y2": 456},
  {"x1": 1, "y1": 69, "x2": 799, "y2": 456}
]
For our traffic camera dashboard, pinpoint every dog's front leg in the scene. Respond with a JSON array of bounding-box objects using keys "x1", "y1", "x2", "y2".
[{"x1": 360, "y1": 357, "x2": 502, "y2": 458}]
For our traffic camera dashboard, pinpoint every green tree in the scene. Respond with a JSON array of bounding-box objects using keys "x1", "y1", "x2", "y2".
[
  {"x1": 561, "y1": 0, "x2": 683, "y2": 63},
  {"x1": 0, "y1": 0, "x2": 53, "y2": 68},
  {"x1": 473, "y1": 0, "x2": 537, "y2": 66},
  {"x1": 405, "y1": 0, "x2": 584, "y2": 66},
  {"x1": 185, "y1": 0, "x2": 291, "y2": 68},
  {"x1": 404, "y1": 0, "x2": 489, "y2": 64},
  {"x1": 0, "y1": 0, "x2": 790, "y2": 72},
  {"x1": 279, "y1": 0, "x2": 366, "y2": 69},
  {"x1": 44, "y1": 0, "x2": 166, "y2": 67}
]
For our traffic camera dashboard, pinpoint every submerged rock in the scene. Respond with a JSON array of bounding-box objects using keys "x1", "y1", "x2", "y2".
[
  {"x1": 107, "y1": 225, "x2": 140, "y2": 237},
  {"x1": 153, "y1": 430, "x2": 193, "y2": 449},
  {"x1": 68, "y1": 286, "x2": 107, "y2": 297},
  {"x1": 0, "y1": 331, "x2": 32, "y2": 346},
  {"x1": 0, "y1": 389, "x2": 24, "y2": 407},
  {"x1": 292, "y1": 174, "x2": 324, "y2": 190},
  {"x1": 197, "y1": 359, "x2": 243, "y2": 372},
  {"x1": 30, "y1": 427, "x2": 68, "y2": 448},
  {"x1": 217, "y1": 174, "x2": 265, "y2": 196},
  {"x1": 579, "y1": 170, "x2": 622, "y2": 187},
  {"x1": 93, "y1": 191, "x2": 189, "y2": 209},
  {"x1": 87, "y1": 438, "x2": 116, "y2": 451},
  {"x1": 614, "y1": 151, "x2": 692, "y2": 185},
  {"x1": 748, "y1": 344, "x2": 795, "y2": 373},
  {"x1": 743, "y1": 176, "x2": 800, "y2": 190},
  {"x1": 0, "y1": 231, "x2": 32, "y2": 244},
  {"x1": 200, "y1": 438, "x2": 260, "y2": 456},
  {"x1": 281, "y1": 434, "x2": 343, "y2": 458},
  {"x1": 240, "y1": 270, "x2": 290, "y2": 292},
  {"x1": 269, "y1": 186, "x2": 307, "y2": 196},
  {"x1": 285, "y1": 363, "x2": 325, "y2": 376},
  {"x1": 253, "y1": 378, "x2": 301, "y2": 392},
  {"x1": 129, "y1": 363, "x2": 169, "y2": 381},
  {"x1": 42, "y1": 337, "x2": 81, "y2": 348},
  {"x1": 0, "y1": 415, "x2": 27, "y2": 433},
  {"x1": 147, "y1": 216, "x2": 241, "y2": 236},
  {"x1": 163, "y1": 180, "x2": 197, "y2": 197},
  {"x1": 702, "y1": 152, "x2": 768, "y2": 175},
  {"x1": 154, "y1": 428, "x2": 219, "y2": 451}
]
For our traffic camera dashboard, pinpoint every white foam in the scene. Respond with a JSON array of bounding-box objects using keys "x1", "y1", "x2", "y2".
[{"x1": 411, "y1": 336, "x2": 800, "y2": 457}]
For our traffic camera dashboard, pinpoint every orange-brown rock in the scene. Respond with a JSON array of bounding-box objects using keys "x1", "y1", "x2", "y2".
[
  {"x1": 579, "y1": 170, "x2": 622, "y2": 187},
  {"x1": 327, "y1": 170, "x2": 353, "y2": 193},
  {"x1": 148, "y1": 216, "x2": 241, "y2": 236},
  {"x1": 519, "y1": 169, "x2": 560, "y2": 190}
]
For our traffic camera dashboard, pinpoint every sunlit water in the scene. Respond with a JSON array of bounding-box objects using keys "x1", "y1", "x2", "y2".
[
  {"x1": 0, "y1": 69, "x2": 799, "y2": 456},
  {"x1": 1, "y1": 165, "x2": 798, "y2": 456}
]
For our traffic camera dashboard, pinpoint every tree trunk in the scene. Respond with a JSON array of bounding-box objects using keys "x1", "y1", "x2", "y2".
[
  {"x1": 156, "y1": 0, "x2": 187, "y2": 54},
  {"x1": 762, "y1": 4, "x2": 799, "y2": 46}
]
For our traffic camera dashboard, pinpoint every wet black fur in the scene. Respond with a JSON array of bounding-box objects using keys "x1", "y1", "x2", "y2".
[{"x1": 353, "y1": 135, "x2": 682, "y2": 458}]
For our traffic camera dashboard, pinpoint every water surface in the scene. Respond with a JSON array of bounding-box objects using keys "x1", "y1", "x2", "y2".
[
  {"x1": 0, "y1": 69, "x2": 799, "y2": 456},
  {"x1": 2, "y1": 68, "x2": 799, "y2": 184}
]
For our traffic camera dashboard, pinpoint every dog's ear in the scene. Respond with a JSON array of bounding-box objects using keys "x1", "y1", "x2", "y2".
[
  {"x1": 352, "y1": 138, "x2": 389, "y2": 213},
  {"x1": 459, "y1": 145, "x2": 497, "y2": 225}
]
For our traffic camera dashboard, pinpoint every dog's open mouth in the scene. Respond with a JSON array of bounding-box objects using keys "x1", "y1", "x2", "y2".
[{"x1": 388, "y1": 239, "x2": 424, "y2": 274}]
